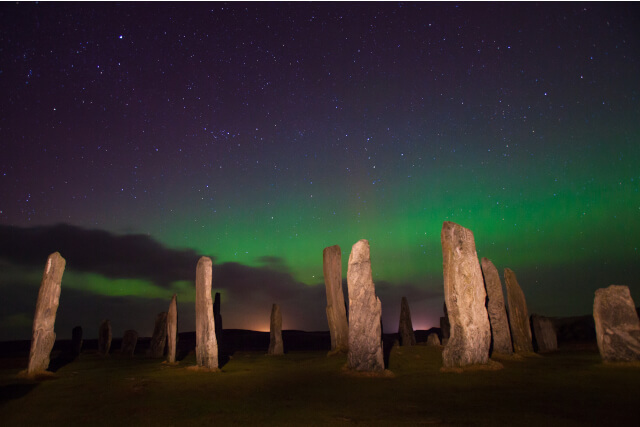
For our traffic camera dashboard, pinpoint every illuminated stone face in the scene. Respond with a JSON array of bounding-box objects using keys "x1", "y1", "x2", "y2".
[
  {"x1": 441, "y1": 222, "x2": 491, "y2": 368},
  {"x1": 593, "y1": 285, "x2": 640, "y2": 362},
  {"x1": 504, "y1": 268, "x2": 534, "y2": 354},
  {"x1": 323, "y1": 245, "x2": 349, "y2": 354},
  {"x1": 481, "y1": 258, "x2": 513, "y2": 355},
  {"x1": 195, "y1": 256, "x2": 218, "y2": 370},
  {"x1": 268, "y1": 303, "x2": 284, "y2": 355}
]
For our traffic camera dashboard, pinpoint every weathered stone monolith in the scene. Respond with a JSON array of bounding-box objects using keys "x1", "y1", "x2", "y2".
[
  {"x1": 593, "y1": 285, "x2": 640, "y2": 362},
  {"x1": 427, "y1": 333, "x2": 441, "y2": 346},
  {"x1": 323, "y1": 245, "x2": 349, "y2": 354},
  {"x1": 148, "y1": 312, "x2": 168, "y2": 358},
  {"x1": 347, "y1": 239, "x2": 384, "y2": 372},
  {"x1": 26, "y1": 252, "x2": 66, "y2": 375},
  {"x1": 481, "y1": 258, "x2": 513, "y2": 355},
  {"x1": 504, "y1": 268, "x2": 534, "y2": 353},
  {"x1": 213, "y1": 292, "x2": 223, "y2": 347},
  {"x1": 71, "y1": 326, "x2": 83, "y2": 357},
  {"x1": 98, "y1": 319, "x2": 112, "y2": 356},
  {"x1": 441, "y1": 222, "x2": 491, "y2": 368},
  {"x1": 167, "y1": 293, "x2": 178, "y2": 363},
  {"x1": 195, "y1": 256, "x2": 218, "y2": 370},
  {"x1": 121, "y1": 330, "x2": 138, "y2": 357},
  {"x1": 398, "y1": 297, "x2": 416, "y2": 346},
  {"x1": 530, "y1": 314, "x2": 558, "y2": 353},
  {"x1": 268, "y1": 303, "x2": 284, "y2": 355}
]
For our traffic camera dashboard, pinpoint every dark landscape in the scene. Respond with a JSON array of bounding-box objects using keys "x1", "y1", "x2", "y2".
[{"x1": 2, "y1": 320, "x2": 639, "y2": 426}]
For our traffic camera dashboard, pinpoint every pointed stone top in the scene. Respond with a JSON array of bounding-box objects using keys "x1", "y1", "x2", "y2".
[{"x1": 349, "y1": 239, "x2": 370, "y2": 263}]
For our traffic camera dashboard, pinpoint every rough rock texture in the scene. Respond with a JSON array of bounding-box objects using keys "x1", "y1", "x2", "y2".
[
  {"x1": 71, "y1": 326, "x2": 83, "y2": 357},
  {"x1": 195, "y1": 256, "x2": 218, "y2": 369},
  {"x1": 167, "y1": 294, "x2": 178, "y2": 363},
  {"x1": 481, "y1": 258, "x2": 513, "y2": 355},
  {"x1": 268, "y1": 303, "x2": 284, "y2": 355},
  {"x1": 398, "y1": 297, "x2": 416, "y2": 346},
  {"x1": 504, "y1": 268, "x2": 534, "y2": 353},
  {"x1": 323, "y1": 245, "x2": 349, "y2": 353},
  {"x1": 441, "y1": 222, "x2": 491, "y2": 368},
  {"x1": 530, "y1": 314, "x2": 558, "y2": 353},
  {"x1": 347, "y1": 239, "x2": 384, "y2": 372},
  {"x1": 27, "y1": 252, "x2": 66, "y2": 375},
  {"x1": 427, "y1": 333, "x2": 441, "y2": 346},
  {"x1": 440, "y1": 302, "x2": 451, "y2": 343},
  {"x1": 98, "y1": 319, "x2": 112, "y2": 356},
  {"x1": 213, "y1": 292, "x2": 223, "y2": 347},
  {"x1": 121, "y1": 329, "x2": 138, "y2": 357},
  {"x1": 148, "y1": 312, "x2": 168, "y2": 358},
  {"x1": 593, "y1": 285, "x2": 640, "y2": 362}
]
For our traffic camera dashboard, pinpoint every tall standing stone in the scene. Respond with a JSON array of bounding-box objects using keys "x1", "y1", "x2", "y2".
[
  {"x1": 593, "y1": 285, "x2": 640, "y2": 362},
  {"x1": 440, "y1": 302, "x2": 450, "y2": 345},
  {"x1": 148, "y1": 312, "x2": 168, "y2": 358},
  {"x1": 347, "y1": 239, "x2": 384, "y2": 372},
  {"x1": 481, "y1": 258, "x2": 513, "y2": 355},
  {"x1": 504, "y1": 268, "x2": 534, "y2": 353},
  {"x1": 268, "y1": 303, "x2": 284, "y2": 355},
  {"x1": 167, "y1": 293, "x2": 178, "y2": 363},
  {"x1": 530, "y1": 314, "x2": 558, "y2": 353},
  {"x1": 71, "y1": 326, "x2": 83, "y2": 357},
  {"x1": 441, "y1": 222, "x2": 491, "y2": 368},
  {"x1": 27, "y1": 252, "x2": 66, "y2": 375},
  {"x1": 195, "y1": 256, "x2": 218, "y2": 370},
  {"x1": 323, "y1": 245, "x2": 349, "y2": 354},
  {"x1": 98, "y1": 319, "x2": 112, "y2": 356},
  {"x1": 213, "y1": 292, "x2": 223, "y2": 347},
  {"x1": 398, "y1": 296, "x2": 416, "y2": 346},
  {"x1": 121, "y1": 329, "x2": 138, "y2": 357}
]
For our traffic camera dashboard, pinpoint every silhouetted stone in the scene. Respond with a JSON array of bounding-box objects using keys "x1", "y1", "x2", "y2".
[
  {"x1": 398, "y1": 297, "x2": 416, "y2": 346},
  {"x1": 440, "y1": 302, "x2": 451, "y2": 345},
  {"x1": 27, "y1": 252, "x2": 66, "y2": 375},
  {"x1": 213, "y1": 292, "x2": 223, "y2": 346},
  {"x1": 441, "y1": 222, "x2": 491, "y2": 368},
  {"x1": 148, "y1": 312, "x2": 167, "y2": 358},
  {"x1": 71, "y1": 326, "x2": 83, "y2": 357},
  {"x1": 98, "y1": 319, "x2": 112, "y2": 356},
  {"x1": 195, "y1": 256, "x2": 218, "y2": 370},
  {"x1": 121, "y1": 330, "x2": 138, "y2": 357},
  {"x1": 504, "y1": 268, "x2": 534, "y2": 353},
  {"x1": 268, "y1": 303, "x2": 284, "y2": 355},
  {"x1": 481, "y1": 258, "x2": 513, "y2": 355},
  {"x1": 347, "y1": 239, "x2": 384, "y2": 372},
  {"x1": 530, "y1": 314, "x2": 557, "y2": 353},
  {"x1": 167, "y1": 294, "x2": 178, "y2": 363},
  {"x1": 323, "y1": 245, "x2": 349, "y2": 354},
  {"x1": 593, "y1": 285, "x2": 640, "y2": 362},
  {"x1": 427, "y1": 333, "x2": 441, "y2": 346}
]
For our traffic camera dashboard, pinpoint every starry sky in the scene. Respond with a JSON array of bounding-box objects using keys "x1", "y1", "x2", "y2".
[{"x1": 1, "y1": 2, "x2": 639, "y2": 341}]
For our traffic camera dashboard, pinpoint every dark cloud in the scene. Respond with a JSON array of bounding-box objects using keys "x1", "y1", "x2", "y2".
[{"x1": 0, "y1": 224, "x2": 202, "y2": 287}]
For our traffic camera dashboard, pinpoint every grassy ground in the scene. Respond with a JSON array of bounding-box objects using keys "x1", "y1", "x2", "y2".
[{"x1": 1, "y1": 346, "x2": 638, "y2": 426}]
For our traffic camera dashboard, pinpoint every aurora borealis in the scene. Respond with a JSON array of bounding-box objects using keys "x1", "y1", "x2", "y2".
[{"x1": 1, "y1": 3, "x2": 638, "y2": 341}]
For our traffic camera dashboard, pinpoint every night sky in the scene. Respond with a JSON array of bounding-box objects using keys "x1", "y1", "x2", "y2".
[{"x1": 1, "y1": 3, "x2": 639, "y2": 341}]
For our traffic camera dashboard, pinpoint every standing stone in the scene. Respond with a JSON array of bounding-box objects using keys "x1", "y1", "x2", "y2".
[
  {"x1": 593, "y1": 285, "x2": 640, "y2": 362},
  {"x1": 530, "y1": 314, "x2": 558, "y2": 353},
  {"x1": 268, "y1": 303, "x2": 284, "y2": 355},
  {"x1": 440, "y1": 302, "x2": 450, "y2": 345},
  {"x1": 71, "y1": 326, "x2": 83, "y2": 357},
  {"x1": 441, "y1": 222, "x2": 491, "y2": 368},
  {"x1": 398, "y1": 297, "x2": 416, "y2": 346},
  {"x1": 213, "y1": 292, "x2": 223, "y2": 347},
  {"x1": 323, "y1": 245, "x2": 349, "y2": 354},
  {"x1": 427, "y1": 333, "x2": 441, "y2": 346},
  {"x1": 98, "y1": 319, "x2": 112, "y2": 356},
  {"x1": 481, "y1": 258, "x2": 513, "y2": 355},
  {"x1": 504, "y1": 268, "x2": 534, "y2": 353},
  {"x1": 27, "y1": 252, "x2": 66, "y2": 375},
  {"x1": 167, "y1": 294, "x2": 178, "y2": 363},
  {"x1": 121, "y1": 330, "x2": 138, "y2": 357},
  {"x1": 347, "y1": 239, "x2": 384, "y2": 372},
  {"x1": 195, "y1": 256, "x2": 218, "y2": 370},
  {"x1": 148, "y1": 312, "x2": 168, "y2": 358}
]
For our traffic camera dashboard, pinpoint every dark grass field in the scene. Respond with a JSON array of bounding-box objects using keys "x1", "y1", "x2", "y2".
[{"x1": 1, "y1": 331, "x2": 639, "y2": 426}]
